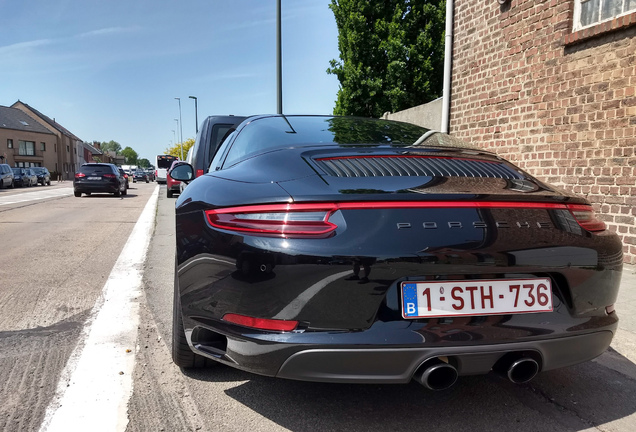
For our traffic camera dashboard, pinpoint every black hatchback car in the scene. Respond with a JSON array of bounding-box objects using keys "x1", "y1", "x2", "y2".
[
  {"x1": 74, "y1": 163, "x2": 127, "y2": 197},
  {"x1": 32, "y1": 167, "x2": 51, "y2": 185}
]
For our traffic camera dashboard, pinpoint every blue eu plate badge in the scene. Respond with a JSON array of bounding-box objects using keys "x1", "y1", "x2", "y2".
[{"x1": 403, "y1": 283, "x2": 418, "y2": 317}]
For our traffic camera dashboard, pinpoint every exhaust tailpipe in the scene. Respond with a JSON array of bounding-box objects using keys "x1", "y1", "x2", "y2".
[
  {"x1": 413, "y1": 358, "x2": 458, "y2": 391},
  {"x1": 506, "y1": 357, "x2": 539, "y2": 384}
]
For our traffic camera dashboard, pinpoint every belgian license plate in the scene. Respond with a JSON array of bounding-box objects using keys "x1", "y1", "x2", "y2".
[
  {"x1": 87, "y1": 176, "x2": 101, "y2": 180},
  {"x1": 401, "y1": 278, "x2": 553, "y2": 318}
]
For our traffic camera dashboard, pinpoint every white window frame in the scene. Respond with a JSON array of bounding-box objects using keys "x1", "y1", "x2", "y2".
[
  {"x1": 18, "y1": 140, "x2": 36, "y2": 156},
  {"x1": 573, "y1": 0, "x2": 636, "y2": 31}
]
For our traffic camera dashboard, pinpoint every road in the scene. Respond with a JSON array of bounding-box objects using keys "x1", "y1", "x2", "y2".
[{"x1": 0, "y1": 182, "x2": 635, "y2": 432}]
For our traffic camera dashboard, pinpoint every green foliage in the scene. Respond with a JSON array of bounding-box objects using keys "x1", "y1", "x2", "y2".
[
  {"x1": 100, "y1": 140, "x2": 122, "y2": 154},
  {"x1": 137, "y1": 158, "x2": 151, "y2": 168},
  {"x1": 328, "y1": 0, "x2": 446, "y2": 117},
  {"x1": 120, "y1": 146, "x2": 138, "y2": 164},
  {"x1": 165, "y1": 137, "x2": 195, "y2": 159}
]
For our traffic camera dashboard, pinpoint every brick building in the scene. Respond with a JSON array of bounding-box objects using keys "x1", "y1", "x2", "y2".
[
  {"x1": 448, "y1": 0, "x2": 636, "y2": 263},
  {"x1": 0, "y1": 106, "x2": 58, "y2": 170}
]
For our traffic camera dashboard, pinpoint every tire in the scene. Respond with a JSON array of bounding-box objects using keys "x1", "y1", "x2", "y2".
[
  {"x1": 9, "y1": 181, "x2": 14, "y2": 189},
  {"x1": 47, "y1": 180, "x2": 51, "y2": 185},
  {"x1": 114, "y1": 187, "x2": 121, "y2": 197},
  {"x1": 85, "y1": 192, "x2": 91, "y2": 196},
  {"x1": 172, "y1": 273, "x2": 212, "y2": 368},
  {"x1": 145, "y1": 178, "x2": 149, "y2": 183},
  {"x1": 122, "y1": 186, "x2": 127, "y2": 196},
  {"x1": 74, "y1": 191, "x2": 81, "y2": 197},
  {"x1": 167, "y1": 189, "x2": 173, "y2": 198}
]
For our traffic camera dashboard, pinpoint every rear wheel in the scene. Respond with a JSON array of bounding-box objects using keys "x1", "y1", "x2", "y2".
[
  {"x1": 85, "y1": 192, "x2": 91, "y2": 196},
  {"x1": 114, "y1": 188, "x2": 121, "y2": 197},
  {"x1": 74, "y1": 191, "x2": 81, "y2": 197},
  {"x1": 167, "y1": 189, "x2": 173, "y2": 198},
  {"x1": 172, "y1": 274, "x2": 213, "y2": 368}
]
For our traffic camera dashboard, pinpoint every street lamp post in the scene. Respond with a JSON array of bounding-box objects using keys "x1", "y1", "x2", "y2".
[
  {"x1": 189, "y1": 96, "x2": 198, "y2": 134},
  {"x1": 175, "y1": 97, "x2": 184, "y2": 160},
  {"x1": 174, "y1": 120, "x2": 180, "y2": 157}
]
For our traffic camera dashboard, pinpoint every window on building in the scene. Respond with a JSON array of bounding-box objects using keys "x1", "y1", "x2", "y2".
[
  {"x1": 7, "y1": 139, "x2": 13, "y2": 149},
  {"x1": 18, "y1": 140, "x2": 36, "y2": 156},
  {"x1": 54, "y1": 143, "x2": 57, "y2": 152},
  {"x1": 40, "y1": 142, "x2": 46, "y2": 151},
  {"x1": 574, "y1": 0, "x2": 636, "y2": 30},
  {"x1": 67, "y1": 145, "x2": 70, "y2": 152}
]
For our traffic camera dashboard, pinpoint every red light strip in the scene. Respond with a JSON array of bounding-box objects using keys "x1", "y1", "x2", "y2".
[
  {"x1": 208, "y1": 201, "x2": 573, "y2": 216},
  {"x1": 222, "y1": 313, "x2": 298, "y2": 331}
]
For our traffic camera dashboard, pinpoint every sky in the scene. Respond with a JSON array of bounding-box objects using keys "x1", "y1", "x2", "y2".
[{"x1": 0, "y1": 0, "x2": 341, "y2": 163}]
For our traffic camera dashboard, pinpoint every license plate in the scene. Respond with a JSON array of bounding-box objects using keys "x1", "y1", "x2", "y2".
[
  {"x1": 401, "y1": 278, "x2": 553, "y2": 318},
  {"x1": 87, "y1": 176, "x2": 101, "y2": 180}
]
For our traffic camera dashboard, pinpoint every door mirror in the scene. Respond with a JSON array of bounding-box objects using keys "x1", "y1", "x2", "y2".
[{"x1": 170, "y1": 163, "x2": 195, "y2": 182}]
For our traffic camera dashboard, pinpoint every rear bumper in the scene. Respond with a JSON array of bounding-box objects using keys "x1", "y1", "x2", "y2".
[
  {"x1": 186, "y1": 313, "x2": 617, "y2": 383},
  {"x1": 275, "y1": 330, "x2": 614, "y2": 383},
  {"x1": 74, "y1": 182, "x2": 120, "y2": 193}
]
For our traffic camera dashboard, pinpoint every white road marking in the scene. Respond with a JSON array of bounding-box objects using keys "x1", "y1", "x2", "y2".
[
  {"x1": 39, "y1": 185, "x2": 159, "y2": 432},
  {"x1": 0, "y1": 186, "x2": 73, "y2": 206}
]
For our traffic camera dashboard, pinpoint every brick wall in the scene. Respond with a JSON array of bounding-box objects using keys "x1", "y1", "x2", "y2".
[{"x1": 450, "y1": 0, "x2": 636, "y2": 264}]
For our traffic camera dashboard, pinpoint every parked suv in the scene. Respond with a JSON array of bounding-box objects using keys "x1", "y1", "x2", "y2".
[
  {"x1": 32, "y1": 167, "x2": 51, "y2": 185},
  {"x1": 0, "y1": 164, "x2": 14, "y2": 189},
  {"x1": 187, "y1": 115, "x2": 247, "y2": 178},
  {"x1": 74, "y1": 163, "x2": 127, "y2": 197}
]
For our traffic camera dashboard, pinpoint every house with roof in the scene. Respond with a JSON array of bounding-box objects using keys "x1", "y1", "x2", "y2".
[
  {"x1": 0, "y1": 105, "x2": 58, "y2": 172},
  {"x1": 11, "y1": 100, "x2": 84, "y2": 180}
]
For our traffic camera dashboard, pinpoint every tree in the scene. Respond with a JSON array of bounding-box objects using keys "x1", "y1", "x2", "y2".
[
  {"x1": 120, "y1": 146, "x2": 138, "y2": 165},
  {"x1": 327, "y1": 0, "x2": 446, "y2": 118},
  {"x1": 100, "y1": 140, "x2": 122, "y2": 154},
  {"x1": 137, "y1": 158, "x2": 151, "y2": 168},
  {"x1": 165, "y1": 138, "x2": 195, "y2": 160}
]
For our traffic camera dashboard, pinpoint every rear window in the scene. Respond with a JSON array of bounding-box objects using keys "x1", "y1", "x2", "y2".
[
  {"x1": 224, "y1": 116, "x2": 430, "y2": 167},
  {"x1": 80, "y1": 165, "x2": 114, "y2": 175}
]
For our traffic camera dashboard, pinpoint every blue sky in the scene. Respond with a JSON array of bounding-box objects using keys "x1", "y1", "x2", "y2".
[{"x1": 0, "y1": 0, "x2": 340, "y2": 162}]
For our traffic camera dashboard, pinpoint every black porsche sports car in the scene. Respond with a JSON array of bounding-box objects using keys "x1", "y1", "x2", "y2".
[{"x1": 171, "y1": 115, "x2": 622, "y2": 390}]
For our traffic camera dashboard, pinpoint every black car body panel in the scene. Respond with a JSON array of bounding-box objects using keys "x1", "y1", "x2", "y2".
[{"x1": 173, "y1": 115, "x2": 622, "y2": 385}]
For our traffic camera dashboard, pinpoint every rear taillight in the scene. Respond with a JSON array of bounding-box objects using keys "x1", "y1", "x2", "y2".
[
  {"x1": 566, "y1": 204, "x2": 607, "y2": 232},
  {"x1": 206, "y1": 204, "x2": 338, "y2": 239},
  {"x1": 103, "y1": 173, "x2": 116, "y2": 179},
  {"x1": 196, "y1": 169, "x2": 204, "y2": 178},
  {"x1": 222, "y1": 313, "x2": 298, "y2": 331},
  {"x1": 75, "y1": 173, "x2": 86, "y2": 179}
]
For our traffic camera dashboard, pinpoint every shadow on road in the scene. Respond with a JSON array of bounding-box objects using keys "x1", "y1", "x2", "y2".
[{"x1": 185, "y1": 349, "x2": 636, "y2": 431}]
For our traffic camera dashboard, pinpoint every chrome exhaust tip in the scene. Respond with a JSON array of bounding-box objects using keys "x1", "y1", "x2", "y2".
[
  {"x1": 414, "y1": 359, "x2": 458, "y2": 391},
  {"x1": 507, "y1": 357, "x2": 539, "y2": 384}
]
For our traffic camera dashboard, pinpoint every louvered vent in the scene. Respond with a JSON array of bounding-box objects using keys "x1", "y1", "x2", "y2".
[{"x1": 315, "y1": 156, "x2": 523, "y2": 179}]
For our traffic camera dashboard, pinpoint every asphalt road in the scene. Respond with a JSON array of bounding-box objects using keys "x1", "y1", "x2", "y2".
[{"x1": 1, "y1": 182, "x2": 635, "y2": 431}]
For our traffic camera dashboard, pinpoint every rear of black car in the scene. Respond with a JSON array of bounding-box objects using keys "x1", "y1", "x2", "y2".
[
  {"x1": 74, "y1": 163, "x2": 126, "y2": 197},
  {"x1": 173, "y1": 116, "x2": 622, "y2": 386}
]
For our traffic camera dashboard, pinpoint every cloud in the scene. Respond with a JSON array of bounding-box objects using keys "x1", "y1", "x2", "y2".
[
  {"x1": 77, "y1": 27, "x2": 139, "y2": 38},
  {"x1": 0, "y1": 39, "x2": 53, "y2": 55}
]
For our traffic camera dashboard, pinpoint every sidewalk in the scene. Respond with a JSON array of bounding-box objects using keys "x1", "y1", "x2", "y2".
[{"x1": 595, "y1": 263, "x2": 636, "y2": 379}]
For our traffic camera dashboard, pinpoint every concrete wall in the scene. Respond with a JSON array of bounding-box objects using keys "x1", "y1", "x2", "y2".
[{"x1": 382, "y1": 97, "x2": 443, "y2": 130}]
